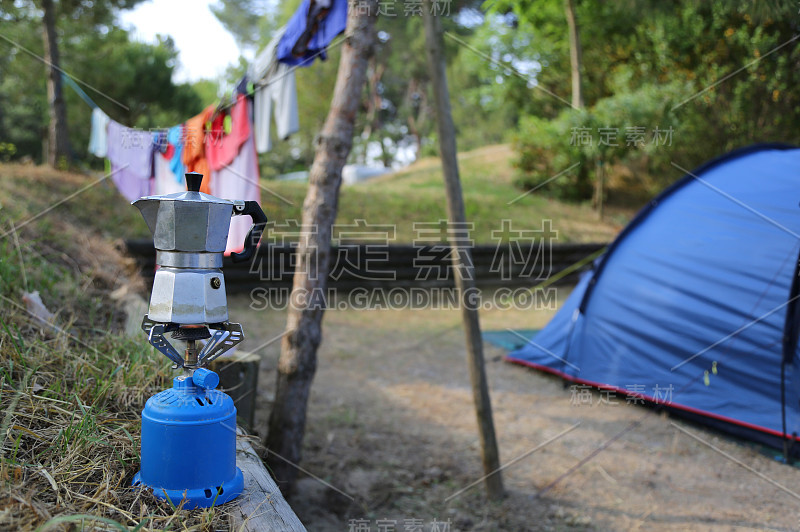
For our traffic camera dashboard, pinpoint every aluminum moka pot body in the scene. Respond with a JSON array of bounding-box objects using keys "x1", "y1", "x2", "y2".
[
  {"x1": 132, "y1": 172, "x2": 266, "y2": 325},
  {"x1": 132, "y1": 371, "x2": 244, "y2": 508}
]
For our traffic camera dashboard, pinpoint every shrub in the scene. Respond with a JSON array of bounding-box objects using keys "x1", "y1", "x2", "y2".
[
  {"x1": 512, "y1": 82, "x2": 687, "y2": 202},
  {"x1": 512, "y1": 111, "x2": 593, "y2": 201}
]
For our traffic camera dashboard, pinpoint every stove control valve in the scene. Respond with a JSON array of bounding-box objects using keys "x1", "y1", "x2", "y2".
[{"x1": 192, "y1": 368, "x2": 220, "y2": 390}]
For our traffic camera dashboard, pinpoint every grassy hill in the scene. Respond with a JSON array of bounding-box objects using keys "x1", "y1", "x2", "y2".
[{"x1": 264, "y1": 145, "x2": 627, "y2": 243}]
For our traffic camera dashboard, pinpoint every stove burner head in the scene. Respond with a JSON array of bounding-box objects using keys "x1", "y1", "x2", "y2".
[{"x1": 171, "y1": 326, "x2": 212, "y2": 341}]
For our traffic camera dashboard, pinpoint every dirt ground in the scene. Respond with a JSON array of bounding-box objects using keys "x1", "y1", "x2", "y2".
[{"x1": 229, "y1": 287, "x2": 800, "y2": 532}]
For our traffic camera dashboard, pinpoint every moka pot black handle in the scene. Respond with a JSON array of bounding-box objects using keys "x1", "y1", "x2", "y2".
[{"x1": 231, "y1": 201, "x2": 267, "y2": 263}]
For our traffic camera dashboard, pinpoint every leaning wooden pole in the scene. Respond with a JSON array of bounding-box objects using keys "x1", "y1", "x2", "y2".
[
  {"x1": 265, "y1": 2, "x2": 378, "y2": 494},
  {"x1": 422, "y1": 1, "x2": 504, "y2": 500}
]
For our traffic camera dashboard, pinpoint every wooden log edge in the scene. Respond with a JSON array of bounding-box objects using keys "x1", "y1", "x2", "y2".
[{"x1": 232, "y1": 430, "x2": 307, "y2": 531}]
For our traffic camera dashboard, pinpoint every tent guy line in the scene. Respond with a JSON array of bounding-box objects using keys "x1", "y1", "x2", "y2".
[{"x1": 520, "y1": 246, "x2": 607, "y2": 298}]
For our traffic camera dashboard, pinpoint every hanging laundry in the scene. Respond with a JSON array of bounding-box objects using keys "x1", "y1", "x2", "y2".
[
  {"x1": 250, "y1": 26, "x2": 300, "y2": 154},
  {"x1": 206, "y1": 94, "x2": 251, "y2": 171},
  {"x1": 166, "y1": 125, "x2": 186, "y2": 183},
  {"x1": 234, "y1": 77, "x2": 255, "y2": 131},
  {"x1": 182, "y1": 104, "x2": 216, "y2": 193},
  {"x1": 106, "y1": 120, "x2": 154, "y2": 202},
  {"x1": 210, "y1": 101, "x2": 262, "y2": 255},
  {"x1": 152, "y1": 129, "x2": 168, "y2": 154},
  {"x1": 153, "y1": 149, "x2": 186, "y2": 196},
  {"x1": 162, "y1": 140, "x2": 175, "y2": 160},
  {"x1": 150, "y1": 129, "x2": 167, "y2": 181},
  {"x1": 235, "y1": 75, "x2": 249, "y2": 98},
  {"x1": 277, "y1": 0, "x2": 347, "y2": 67},
  {"x1": 88, "y1": 107, "x2": 110, "y2": 158}
]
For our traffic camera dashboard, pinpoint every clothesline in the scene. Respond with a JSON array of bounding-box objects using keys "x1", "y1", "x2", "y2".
[
  {"x1": 75, "y1": 0, "x2": 349, "y2": 173},
  {"x1": 216, "y1": 33, "x2": 347, "y2": 117},
  {"x1": 62, "y1": 73, "x2": 98, "y2": 110},
  {"x1": 83, "y1": 0, "x2": 348, "y2": 158},
  {"x1": 78, "y1": 36, "x2": 345, "y2": 152}
]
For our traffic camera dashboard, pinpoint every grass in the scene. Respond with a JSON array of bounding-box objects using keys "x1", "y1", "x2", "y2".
[
  {"x1": 263, "y1": 145, "x2": 626, "y2": 243},
  {"x1": 0, "y1": 315, "x2": 234, "y2": 530},
  {"x1": 0, "y1": 164, "x2": 149, "y2": 241}
]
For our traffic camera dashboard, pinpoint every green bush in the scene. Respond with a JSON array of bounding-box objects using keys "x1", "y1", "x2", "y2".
[
  {"x1": 512, "y1": 83, "x2": 687, "y2": 202},
  {"x1": 0, "y1": 142, "x2": 16, "y2": 162},
  {"x1": 512, "y1": 111, "x2": 593, "y2": 201}
]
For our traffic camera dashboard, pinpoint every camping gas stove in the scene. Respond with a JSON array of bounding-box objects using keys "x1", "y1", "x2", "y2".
[{"x1": 131, "y1": 172, "x2": 266, "y2": 508}]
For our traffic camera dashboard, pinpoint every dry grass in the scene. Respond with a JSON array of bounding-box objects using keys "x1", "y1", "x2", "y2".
[{"x1": 0, "y1": 324, "x2": 236, "y2": 531}]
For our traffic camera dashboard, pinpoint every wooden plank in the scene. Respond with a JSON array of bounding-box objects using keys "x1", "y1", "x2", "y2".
[
  {"x1": 124, "y1": 238, "x2": 606, "y2": 263},
  {"x1": 125, "y1": 239, "x2": 605, "y2": 292},
  {"x1": 233, "y1": 431, "x2": 307, "y2": 532}
]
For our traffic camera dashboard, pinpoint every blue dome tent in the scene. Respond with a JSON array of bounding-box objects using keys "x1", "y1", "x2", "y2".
[{"x1": 507, "y1": 144, "x2": 800, "y2": 452}]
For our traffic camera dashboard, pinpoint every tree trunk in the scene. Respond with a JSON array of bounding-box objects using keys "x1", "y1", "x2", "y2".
[
  {"x1": 423, "y1": 0, "x2": 504, "y2": 501},
  {"x1": 265, "y1": 1, "x2": 378, "y2": 494},
  {"x1": 564, "y1": 0, "x2": 584, "y2": 109},
  {"x1": 406, "y1": 79, "x2": 428, "y2": 161},
  {"x1": 362, "y1": 58, "x2": 385, "y2": 139},
  {"x1": 41, "y1": 0, "x2": 71, "y2": 167},
  {"x1": 595, "y1": 160, "x2": 604, "y2": 220}
]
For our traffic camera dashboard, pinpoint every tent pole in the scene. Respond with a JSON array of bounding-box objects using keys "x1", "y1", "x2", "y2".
[{"x1": 422, "y1": 0, "x2": 504, "y2": 500}]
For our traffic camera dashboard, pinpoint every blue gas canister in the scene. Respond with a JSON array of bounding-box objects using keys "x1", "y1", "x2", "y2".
[{"x1": 133, "y1": 369, "x2": 244, "y2": 508}]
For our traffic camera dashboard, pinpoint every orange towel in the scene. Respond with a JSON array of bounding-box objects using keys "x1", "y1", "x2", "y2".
[{"x1": 182, "y1": 104, "x2": 216, "y2": 193}]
